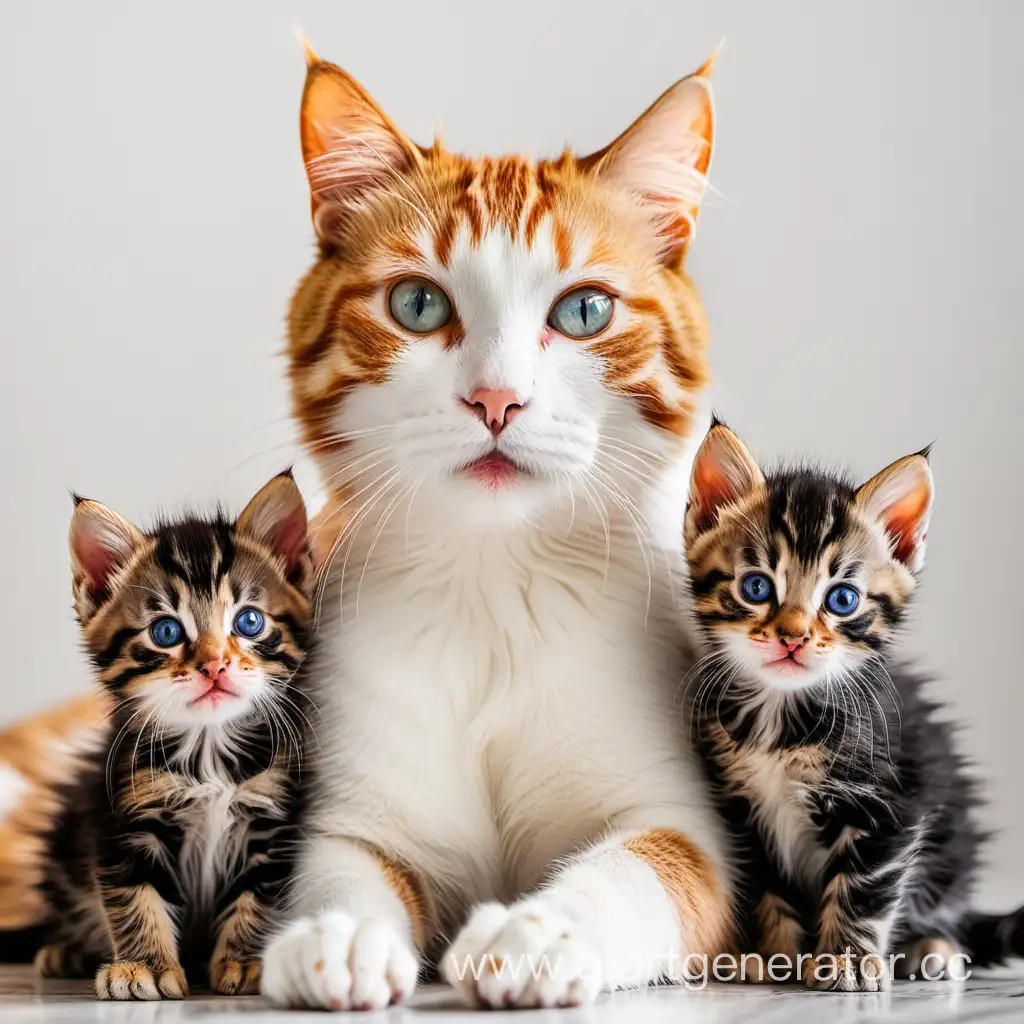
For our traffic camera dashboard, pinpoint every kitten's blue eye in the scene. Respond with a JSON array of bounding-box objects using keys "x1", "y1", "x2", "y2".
[
  {"x1": 149, "y1": 617, "x2": 183, "y2": 648},
  {"x1": 388, "y1": 278, "x2": 452, "y2": 334},
  {"x1": 825, "y1": 584, "x2": 860, "y2": 616},
  {"x1": 740, "y1": 572, "x2": 775, "y2": 604},
  {"x1": 548, "y1": 287, "x2": 614, "y2": 339},
  {"x1": 233, "y1": 608, "x2": 265, "y2": 639}
]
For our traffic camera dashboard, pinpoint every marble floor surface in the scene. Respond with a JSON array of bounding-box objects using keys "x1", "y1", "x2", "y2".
[{"x1": 0, "y1": 966, "x2": 1022, "y2": 1023}]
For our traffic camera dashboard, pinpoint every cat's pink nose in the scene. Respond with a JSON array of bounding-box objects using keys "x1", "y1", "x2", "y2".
[
  {"x1": 200, "y1": 658, "x2": 228, "y2": 680},
  {"x1": 779, "y1": 635, "x2": 807, "y2": 654},
  {"x1": 465, "y1": 388, "x2": 525, "y2": 436}
]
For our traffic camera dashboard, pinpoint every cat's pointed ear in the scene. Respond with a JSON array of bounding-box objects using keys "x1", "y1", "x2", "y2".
[
  {"x1": 236, "y1": 471, "x2": 310, "y2": 581},
  {"x1": 69, "y1": 497, "x2": 144, "y2": 615},
  {"x1": 300, "y1": 55, "x2": 422, "y2": 242},
  {"x1": 856, "y1": 450, "x2": 934, "y2": 572},
  {"x1": 685, "y1": 420, "x2": 764, "y2": 542},
  {"x1": 585, "y1": 47, "x2": 718, "y2": 264}
]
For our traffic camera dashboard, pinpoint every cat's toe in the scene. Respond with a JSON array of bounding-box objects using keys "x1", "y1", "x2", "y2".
[
  {"x1": 34, "y1": 943, "x2": 90, "y2": 979},
  {"x1": 443, "y1": 901, "x2": 603, "y2": 1009},
  {"x1": 261, "y1": 912, "x2": 418, "y2": 1011},
  {"x1": 210, "y1": 957, "x2": 262, "y2": 995},
  {"x1": 95, "y1": 961, "x2": 187, "y2": 1000},
  {"x1": 895, "y1": 938, "x2": 963, "y2": 981},
  {"x1": 803, "y1": 953, "x2": 889, "y2": 992}
]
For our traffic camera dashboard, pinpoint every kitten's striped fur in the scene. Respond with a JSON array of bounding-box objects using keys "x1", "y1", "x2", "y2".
[
  {"x1": 684, "y1": 422, "x2": 1021, "y2": 990},
  {"x1": 33, "y1": 473, "x2": 312, "y2": 1000}
]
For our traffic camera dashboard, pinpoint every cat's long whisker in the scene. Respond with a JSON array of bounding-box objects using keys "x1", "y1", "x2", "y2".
[
  {"x1": 105, "y1": 702, "x2": 151, "y2": 803},
  {"x1": 319, "y1": 446, "x2": 393, "y2": 489},
  {"x1": 355, "y1": 477, "x2": 418, "y2": 621},
  {"x1": 128, "y1": 707, "x2": 159, "y2": 804},
  {"x1": 403, "y1": 470, "x2": 429, "y2": 557},
  {"x1": 312, "y1": 465, "x2": 403, "y2": 616},
  {"x1": 590, "y1": 465, "x2": 658, "y2": 620},
  {"x1": 573, "y1": 474, "x2": 611, "y2": 587},
  {"x1": 337, "y1": 474, "x2": 405, "y2": 623}
]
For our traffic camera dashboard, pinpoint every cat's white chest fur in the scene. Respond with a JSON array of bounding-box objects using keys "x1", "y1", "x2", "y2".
[{"x1": 304, "y1": 503, "x2": 725, "y2": 929}]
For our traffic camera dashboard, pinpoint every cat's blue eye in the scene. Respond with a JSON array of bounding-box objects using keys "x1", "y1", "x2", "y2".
[
  {"x1": 233, "y1": 607, "x2": 265, "y2": 639},
  {"x1": 149, "y1": 617, "x2": 183, "y2": 648},
  {"x1": 825, "y1": 584, "x2": 860, "y2": 617},
  {"x1": 740, "y1": 572, "x2": 775, "y2": 604},
  {"x1": 388, "y1": 278, "x2": 452, "y2": 334},
  {"x1": 548, "y1": 287, "x2": 614, "y2": 339}
]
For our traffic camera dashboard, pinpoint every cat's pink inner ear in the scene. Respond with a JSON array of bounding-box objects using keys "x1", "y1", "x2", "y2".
[
  {"x1": 688, "y1": 424, "x2": 763, "y2": 532},
  {"x1": 237, "y1": 473, "x2": 309, "y2": 573},
  {"x1": 589, "y1": 53, "x2": 716, "y2": 262},
  {"x1": 69, "y1": 501, "x2": 141, "y2": 592},
  {"x1": 300, "y1": 60, "x2": 421, "y2": 235},
  {"x1": 856, "y1": 455, "x2": 934, "y2": 570}
]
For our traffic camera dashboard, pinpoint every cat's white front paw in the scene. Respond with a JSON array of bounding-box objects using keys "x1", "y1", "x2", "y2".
[
  {"x1": 261, "y1": 911, "x2": 419, "y2": 1011},
  {"x1": 442, "y1": 901, "x2": 604, "y2": 1009}
]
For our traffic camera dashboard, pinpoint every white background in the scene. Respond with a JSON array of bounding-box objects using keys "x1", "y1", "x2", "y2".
[{"x1": 1, "y1": 2, "x2": 1020, "y2": 905}]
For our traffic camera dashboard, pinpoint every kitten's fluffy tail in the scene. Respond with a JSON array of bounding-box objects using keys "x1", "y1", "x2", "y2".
[{"x1": 963, "y1": 906, "x2": 1024, "y2": 967}]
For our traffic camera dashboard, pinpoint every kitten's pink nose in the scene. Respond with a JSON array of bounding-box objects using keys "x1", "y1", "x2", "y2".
[
  {"x1": 465, "y1": 388, "x2": 525, "y2": 436},
  {"x1": 200, "y1": 658, "x2": 228, "y2": 680},
  {"x1": 778, "y1": 635, "x2": 807, "y2": 654}
]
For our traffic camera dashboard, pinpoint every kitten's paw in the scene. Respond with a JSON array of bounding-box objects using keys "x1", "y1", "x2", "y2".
[
  {"x1": 803, "y1": 952, "x2": 890, "y2": 992},
  {"x1": 210, "y1": 957, "x2": 262, "y2": 995},
  {"x1": 35, "y1": 943, "x2": 91, "y2": 979},
  {"x1": 95, "y1": 961, "x2": 188, "y2": 1000},
  {"x1": 261, "y1": 912, "x2": 419, "y2": 1011},
  {"x1": 895, "y1": 938, "x2": 963, "y2": 981},
  {"x1": 443, "y1": 901, "x2": 604, "y2": 1009}
]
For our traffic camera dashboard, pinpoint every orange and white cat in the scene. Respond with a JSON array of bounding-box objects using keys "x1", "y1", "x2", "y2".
[{"x1": 261, "y1": 45, "x2": 731, "y2": 1010}]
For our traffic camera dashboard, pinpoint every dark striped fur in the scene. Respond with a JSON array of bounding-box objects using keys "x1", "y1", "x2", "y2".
[
  {"x1": 35, "y1": 474, "x2": 313, "y2": 1000},
  {"x1": 683, "y1": 424, "x2": 1020, "y2": 990}
]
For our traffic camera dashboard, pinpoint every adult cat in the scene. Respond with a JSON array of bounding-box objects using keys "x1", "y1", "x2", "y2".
[{"x1": 262, "y1": 46, "x2": 729, "y2": 1011}]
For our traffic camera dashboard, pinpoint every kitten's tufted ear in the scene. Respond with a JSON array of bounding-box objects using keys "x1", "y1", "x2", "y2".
[
  {"x1": 685, "y1": 421, "x2": 764, "y2": 543},
  {"x1": 585, "y1": 48, "x2": 718, "y2": 265},
  {"x1": 300, "y1": 53, "x2": 423, "y2": 243},
  {"x1": 856, "y1": 452, "x2": 934, "y2": 572},
  {"x1": 69, "y1": 497, "x2": 144, "y2": 617},
  {"x1": 237, "y1": 471, "x2": 310, "y2": 583}
]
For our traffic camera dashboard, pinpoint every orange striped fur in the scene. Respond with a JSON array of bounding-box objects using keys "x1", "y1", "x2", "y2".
[
  {"x1": 0, "y1": 693, "x2": 109, "y2": 929},
  {"x1": 288, "y1": 52, "x2": 716, "y2": 498}
]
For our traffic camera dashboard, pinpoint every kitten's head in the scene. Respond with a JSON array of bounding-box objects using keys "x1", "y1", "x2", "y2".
[
  {"x1": 69, "y1": 473, "x2": 311, "y2": 729},
  {"x1": 289, "y1": 48, "x2": 717, "y2": 529},
  {"x1": 684, "y1": 423, "x2": 933, "y2": 692}
]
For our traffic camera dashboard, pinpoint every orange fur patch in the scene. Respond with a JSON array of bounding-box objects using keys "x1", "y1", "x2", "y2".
[
  {"x1": 0, "y1": 693, "x2": 109, "y2": 929},
  {"x1": 288, "y1": 57, "x2": 713, "y2": 467},
  {"x1": 623, "y1": 829, "x2": 732, "y2": 955},
  {"x1": 363, "y1": 844, "x2": 433, "y2": 950}
]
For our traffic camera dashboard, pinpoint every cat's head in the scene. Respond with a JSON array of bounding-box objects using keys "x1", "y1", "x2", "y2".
[
  {"x1": 684, "y1": 423, "x2": 933, "y2": 692},
  {"x1": 289, "y1": 49, "x2": 717, "y2": 530},
  {"x1": 69, "y1": 473, "x2": 311, "y2": 729}
]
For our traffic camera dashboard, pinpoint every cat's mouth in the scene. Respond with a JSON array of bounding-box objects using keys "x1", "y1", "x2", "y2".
[
  {"x1": 191, "y1": 682, "x2": 240, "y2": 708},
  {"x1": 764, "y1": 652, "x2": 809, "y2": 676},
  {"x1": 463, "y1": 451, "x2": 525, "y2": 490}
]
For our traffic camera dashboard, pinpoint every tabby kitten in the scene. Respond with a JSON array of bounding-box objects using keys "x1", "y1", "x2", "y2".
[
  {"x1": 36, "y1": 472, "x2": 312, "y2": 1000},
  {"x1": 684, "y1": 422, "x2": 1021, "y2": 991}
]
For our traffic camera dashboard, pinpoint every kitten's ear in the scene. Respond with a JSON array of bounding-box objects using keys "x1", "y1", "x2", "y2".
[
  {"x1": 236, "y1": 471, "x2": 310, "y2": 581},
  {"x1": 585, "y1": 48, "x2": 718, "y2": 265},
  {"x1": 300, "y1": 51, "x2": 422, "y2": 242},
  {"x1": 685, "y1": 421, "x2": 764, "y2": 542},
  {"x1": 69, "y1": 497, "x2": 144, "y2": 614},
  {"x1": 856, "y1": 452, "x2": 934, "y2": 572}
]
